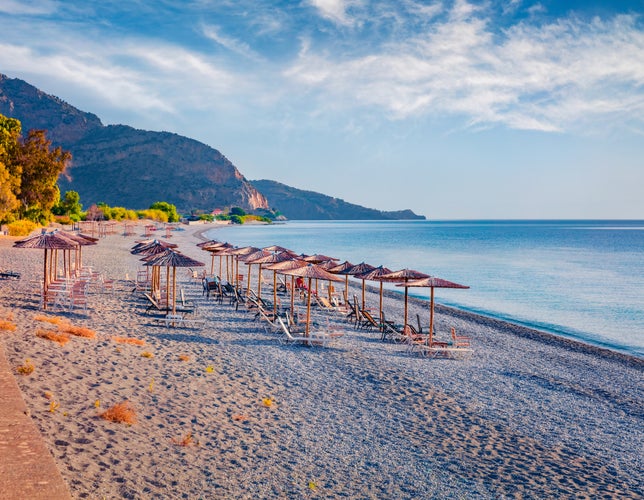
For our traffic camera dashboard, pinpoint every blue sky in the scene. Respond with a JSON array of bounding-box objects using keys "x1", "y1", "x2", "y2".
[{"x1": 1, "y1": 0, "x2": 642, "y2": 218}]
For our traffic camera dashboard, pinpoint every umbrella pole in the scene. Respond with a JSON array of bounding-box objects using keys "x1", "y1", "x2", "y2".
[
  {"x1": 362, "y1": 279, "x2": 366, "y2": 311},
  {"x1": 247, "y1": 265, "x2": 252, "y2": 297},
  {"x1": 404, "y1": 286, "x2": 409, "y2": 327},
  {"x1": 429, "y1": 287, "x2": 435, "y2": 341},
  {"x1": 43, "y1": 248, "x2": 48, "y2": 310},
  {"x1": 257, "y1": 264, "x2": 262, "y2": 299},
  {"x1": 166, "y1": 266, "x2": 170, "y2": 312},
  {"x1": 210, "y1": 253, "x2": 214, "y2": 275},
  {"x1": 290, "y1": 276, "x2": 295, "y2": 313},
  {"x1": 379, "y1": 282, "x2": 383, "y2": 330},
  {"x1": 219, "y1": 255, "x2": 222, "y2": 279},
  {"x1": 273, "y1": 271, "x2": 277, "y2": 316},
  {"x1": 344, "y1": 276, "x2": 348, "y2": 304},
  {"x1": 172, "y1": 267, "x2": 177, "y2": 315},
  {"x1": 306, "y1": 277, "x2": 312, "y2": 337}
]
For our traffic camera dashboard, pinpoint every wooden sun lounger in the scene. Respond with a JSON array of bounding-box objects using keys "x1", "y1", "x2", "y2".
[
  {"x1": 276, "y1": 317, "x2": 344, "y2": 347},
  {"x1": 159, "y1": 314, "x2": 206, "y2": 329}
]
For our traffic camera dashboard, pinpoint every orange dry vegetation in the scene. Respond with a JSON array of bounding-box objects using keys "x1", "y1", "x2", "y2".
[
  {"x1": 16, "y1": 360, "x2": 35, "y2": 375},
  {"x1": 0, "y1": 320, "x2": 17, "y2": 331},
  {"x1": 34, "y1": 315, "x2": 67, "y2": 325},
  {"x1": 36, "y1": 329, "x2": 70, "y2": 346},
  {"x1": 60, "y1": 324, "x2": 96, "y2": 339},
  {"x1": 178, "y1": 354, "x2": 190, "y2": 362},
  {"x1": 112, "y1": 337, "x2": 145, "y2": 346},
  {"x1": 100, "y1": 401, "x2": 136, "y2": 425},
  {"x1": 171, "y1": 432, "x2": 197, "y2": 447}
]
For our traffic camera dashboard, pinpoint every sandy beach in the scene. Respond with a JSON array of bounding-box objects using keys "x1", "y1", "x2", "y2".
[{"x1": 0, "y1": 223, "x2": 642, "y2": 499}]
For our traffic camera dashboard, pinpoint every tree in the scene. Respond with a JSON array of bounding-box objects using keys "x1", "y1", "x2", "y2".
[
  {"x1": 0, "y1": 115, "x2": 21, "y2": 223},
  {"x1": 149, "y1": 201, "x2": 180, "y2": 222},
  {"x1": 53, "y1": 190, "x2": 83, "y2": 221},
  {"x1": 16, "y1": 129, "x2": 71, "y2": 223},
  {"x1": 230, "y1": 206, "x2": 246, "y2": 216}
]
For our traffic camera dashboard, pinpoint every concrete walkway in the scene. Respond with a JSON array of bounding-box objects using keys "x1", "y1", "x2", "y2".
[{"x1": 0, "y1": 346, "x2": 71, "y2": 500}]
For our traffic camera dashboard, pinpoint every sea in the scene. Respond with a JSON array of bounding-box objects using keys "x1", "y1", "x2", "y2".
[{"x1": 205, "y1": 220, "x2": 644, "y2": 358}]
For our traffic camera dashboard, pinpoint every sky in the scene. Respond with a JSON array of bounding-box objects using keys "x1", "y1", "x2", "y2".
[{"x1": 0, "y1": 0, "x2": 643, "y2": 219}]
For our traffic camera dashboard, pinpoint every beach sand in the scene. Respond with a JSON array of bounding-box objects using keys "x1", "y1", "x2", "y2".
[{"x1": 0, "y1": 223, "x2": 642, "y2": 499}]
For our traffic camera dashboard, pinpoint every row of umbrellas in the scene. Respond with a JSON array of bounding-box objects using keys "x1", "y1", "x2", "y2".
[{"x1": 198, "y1": 238, "x2": 469, "y2": 341}]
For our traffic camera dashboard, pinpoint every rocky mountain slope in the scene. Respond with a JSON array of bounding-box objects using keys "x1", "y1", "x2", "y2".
[
  {"x1": 1, "y1": 73, "x2": 424, "y2": 219},
  {"x1": 252, "y1": 180, "x2": 424, "y2": 220}
]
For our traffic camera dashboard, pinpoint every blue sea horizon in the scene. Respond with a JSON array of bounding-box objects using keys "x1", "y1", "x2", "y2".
[{"x1": 205, "y1": 219, "x2": 644, "y2": 358}]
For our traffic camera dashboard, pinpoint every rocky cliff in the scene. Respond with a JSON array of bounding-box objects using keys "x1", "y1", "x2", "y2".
[{"x1": 0, "y1": 73, "x2": 268, "y2": 212}]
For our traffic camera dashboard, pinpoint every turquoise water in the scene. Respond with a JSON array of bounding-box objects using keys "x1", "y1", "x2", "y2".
[{"x1": 206, "y1": 220, "x2": 644, "y2": 358}]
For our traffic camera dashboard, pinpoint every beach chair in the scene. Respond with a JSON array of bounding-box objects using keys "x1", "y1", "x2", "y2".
[
  {"x1": 276, "y1": 316, "x2": 343, "y2": 347},
  {"x1": 380, "y1": 318, "x2": 406, "y2": 343},
  {"x1": 450, "y1": 327, "x2": 471, "y2": 348},
  {"x1": 357, "y1": 309, "x2": 380, "y2": 331}
]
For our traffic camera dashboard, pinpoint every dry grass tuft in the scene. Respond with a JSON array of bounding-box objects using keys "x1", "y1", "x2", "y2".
[
  {"x1": 36, "y1": 329, "x2": 70, "y2": 346},
  {"x1": 112, "y1": 336, "x2": 145, "y2": 346},
  {"x1": 178, "y1": 354, "x2": 190, "y2": 362},
  {"x1": 60, "y1": 324, "x2": 96, "y2": 338},
  {"x1": 16, "y1": 359, "x2": 35, "y2": 375},
  {"x1": 141, "y1": 351, "x2": 154, "y2": 358},
  {"x1": 34, "y1": 315, "x2": 67, "y2": 325},
  {"x1": 0, "y1": 319, "x2": 17, "y2": 331},
  {"x1": 171, "y1": 432, "x2": 198, "y2": 447},
  {"x1": 100, "y1": 401, "x2": 136, "y2": 425},
  {"x1": 232, "y1": 414, "x2": 249, "y2": 422},
  {"x1": 262, "y1": 397, "x2": 275, "y2": 408}
]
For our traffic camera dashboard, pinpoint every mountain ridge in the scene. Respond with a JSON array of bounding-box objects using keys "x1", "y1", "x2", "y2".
[{"x1": 0, "y1": 73, "x2": 424, "y2": 219}]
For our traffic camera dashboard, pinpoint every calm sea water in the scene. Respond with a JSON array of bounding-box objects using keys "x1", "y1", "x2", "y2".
[{"x1": 206, "y1": 220, "x2": 644, "y2": 358}]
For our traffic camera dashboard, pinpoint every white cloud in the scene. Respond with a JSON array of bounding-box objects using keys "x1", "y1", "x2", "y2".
[
  {"x1": 308, "y1": 0, "x2": 360, "y2": 26},
  {"x1": 285, "y1": 6, "x2": 644, "y2": 133},
  {"x1": 0, "y1": 0, "x2": 58, "y2": 15},
  {"x1": 201, "y1": 24, "x2": 263, "y2": 61}
]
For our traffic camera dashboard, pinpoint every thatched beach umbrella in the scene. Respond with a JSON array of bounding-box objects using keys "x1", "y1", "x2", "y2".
[
  {"x1": 134, "y1": 240, "x2": 177, "y2": 295},
  {"x1": 145, "y1": 249, "x2": 204, "y2": 315},
  {"x1": 328, "y1": 260, "x2": 354, "y2": 303},
  {"x1": 225, "y1": 246, "x2": 260, "y2": 289},
  {"x1": 200, "y1": 242, "x2": 233, "y2": 277},
  {"x1": 245, "y1": 251, "x2": 293, "y2": 314},
  {"x1": 354, "y1": 266, "x2": 393, "y2": 327},
  {"x1": 264, "y1": 259, "x2": 308, "y2": 315},
  {"x1": 14, "y1": 231, "x2": 80, "y2": 309},
  {"x1": 380, "y1": 269, "x2": 430, "y2": 328},
  {"x1": 398, "y1": 277, "x2": 469, "y2": 344},
  {"x1": 280, "y1": 264, "x2": 344, "y2": 336},
  {"x1": 58, "y1": 231, "x2": 98, "y2": 276},
  {"x1": 338, "y1": 262, "x2": 376, "y2": 311},
  {"x1": 240, "y1": 249, "x2": 272, "y2": 299}
]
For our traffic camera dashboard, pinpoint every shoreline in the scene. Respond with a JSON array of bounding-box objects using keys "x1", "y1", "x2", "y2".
[
  {"x1": 1, "y1": 223, "x2": 642, "y2": 498},
  {"x1": 198, "y1": 223, "x2": 643, "y2": 364}
]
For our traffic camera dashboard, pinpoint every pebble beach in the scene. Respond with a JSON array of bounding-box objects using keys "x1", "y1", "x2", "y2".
[{"x1": 0, "y1": 222, "x2": 642, "y2": 499}]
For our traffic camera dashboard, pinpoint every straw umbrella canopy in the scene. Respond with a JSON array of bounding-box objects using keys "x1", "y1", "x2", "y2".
[
  {"x1": 328, "y1": 260, "x2": 354, "y2": 303},
  {"x1": 379, "y1": 269, "x2": 430, "y2": 327},
  {"x1": 200, "y1": 242, "x2": 233, "y2": 276},
  {"x1": 263, "y1": 245, "x2": 296, "y2": 255},
  {"x1": 303, "y1": 254, "x2": 339, "y2": 264},
  {"x1": 56, "y1": 230, "x2": 98, "y2": 277},
  {"x1": 398, "y1": 277, "x2": 469, "y2": 344},
  {"x1": 353, "y1": 266, "x2": 393, "y2": 326},
  {"x1": 280, "y1": 264, "x2": 344, "y2": 336},
  {"x1": 338, "y1": 262, "x2": 376, "y2": 311},
  {"x1": 145, "y1": 249, "x2": 204, "y2": 314},
  {"x1": 197, "y1": 239, "x2": 222, "y2": 248},
  {"x1": 133, "y1": 240, "x2": 177, "y2": 294},
  {"x1": 264, "y1": 259, "x2": 308, "y2": 313},
  {"x1": 14, "y1": 231, "x2": 80, "y2": 309},
  {"x1": 245, "y1": 251, "x2": 294, "y2": 313},
  {"x1": 240, "y1": 249, "x2": 272, "y2": 297},
  {"x1": 222, "y1": 246, "x2": 260, "y2": 287}
]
